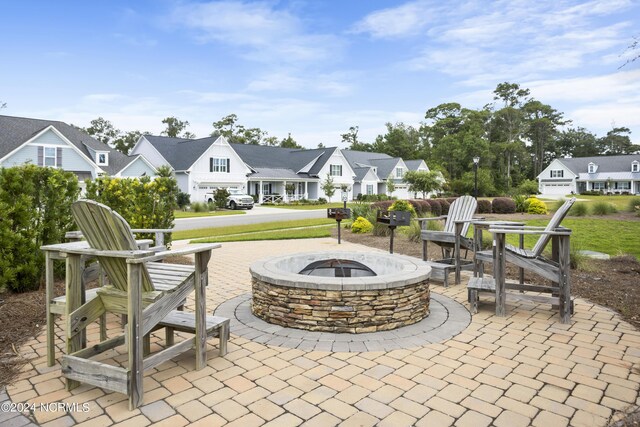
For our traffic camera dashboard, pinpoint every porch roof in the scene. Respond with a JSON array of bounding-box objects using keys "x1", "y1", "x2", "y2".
[
  {"x1": 578, "y1": 172, "x2": 640, "y2": 181},
  {"x1": 248, "y1": 167, "x2": 310, "y2": 180}
]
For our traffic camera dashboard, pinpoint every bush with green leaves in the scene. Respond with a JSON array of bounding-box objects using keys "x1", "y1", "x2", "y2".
[
  {"x1": 388, "y1": 199, "x2": 417, "y2": 217},
  {"x1": 513, "y1": 195, "x2": 527, "y2": 213},
  {"x1": 492, "y1": 197, "x2": 516, "y2": 214},
  {"x1": 0, "y1": 165, "x2": 80, "y2": 293},
  {"x1": 177, "y1": 191, "x2": 191, "y2": 209},
  {"x1": 569, "y1": 202, "x2": 588, "y2": 216},
  {"x1": 350, "y1": 201, "x2": 372, "y2": 221},
  {"x1": 351, "y1": 216, "x2": 373, "y2": 234},
  {"x1": 526, "y1": 197, "x2": 548, "y2": 214},
  {"x1": 515, "y1": 179, "x2": 539, "y2": 196},
  {"x1": 592, "y1": 201, "x2": 617, "y2": 215},
  {"x1": 627, "y1": 197, "x2": 640, "y2": 213},
  {"x1": 477, "y1": 199, "x2": 492, "y2": 213},
  {"x1": 213, "y1": 188, "x2": 230, "y2": 209},
  {"x1": 85, "y1": 166, "x2": 179, "y2": 245}
]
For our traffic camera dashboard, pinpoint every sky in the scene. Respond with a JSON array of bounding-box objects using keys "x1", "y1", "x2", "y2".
[{"x1": 1, "y1": 0, "x2": 639, "y2": 149}]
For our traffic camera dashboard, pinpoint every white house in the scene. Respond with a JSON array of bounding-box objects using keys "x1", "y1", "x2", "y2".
[
  {"x1": 0, "y1": 115, "x2": 156, "y2": 190},
  {"x1": 538, "y1": 154, "x2": 640, "y2": 196}
]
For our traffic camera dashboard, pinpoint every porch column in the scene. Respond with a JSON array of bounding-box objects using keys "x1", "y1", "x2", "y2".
[
  {"x1": 304, "y1": 181, "x2": 308, "y2": 199},
  {"x1": 259, "y1": 180, "x2": 263, "y2": 204},
  {"x1": 284, "y1": 181, "x2": 288, "y2": 203}
]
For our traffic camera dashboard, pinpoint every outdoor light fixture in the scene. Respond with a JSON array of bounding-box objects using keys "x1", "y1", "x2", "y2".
[{"x1": 473, "y1": 157, "x2": 480, "y2": 199}]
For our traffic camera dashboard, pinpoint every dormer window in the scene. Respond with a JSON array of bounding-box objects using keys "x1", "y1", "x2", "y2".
[
  {"x1": 588, "y1": 162, "x2": 596, "y2": 174},
  {"x1": 550, "y1": 170, "x2": 563, "y2": 178},
  {"x1": 396, "y1": 167, "x2": 404, "y2": 178},
  {"x1": 96, "y1": 152, "x2": 109, "y2": 166},
  {"x1": 632, "y1": 161, "x2": 639, "y2": 173}
]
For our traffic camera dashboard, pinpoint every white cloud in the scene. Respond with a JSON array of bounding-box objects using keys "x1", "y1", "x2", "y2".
[
  {"x1": 351, "y1": 1, "x2": 440, "y2": 38},
  {"x1": 169, "y1": 1, "x2": 341, "y2": 64}
]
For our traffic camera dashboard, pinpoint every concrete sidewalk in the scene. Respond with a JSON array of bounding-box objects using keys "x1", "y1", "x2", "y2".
[{"x1": 4, "y1": 238, "x2": 639, "y2": 426}]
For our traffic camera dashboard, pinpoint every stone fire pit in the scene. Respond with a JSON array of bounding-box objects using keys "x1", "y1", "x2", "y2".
[{"x1": 250, "y1": 252, "x2": 431, "y2": 333}]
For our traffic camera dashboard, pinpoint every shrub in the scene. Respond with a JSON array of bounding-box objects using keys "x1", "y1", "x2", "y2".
[
  {"x1": 492, "y1": 197, "x2": 516, "y2": 214},
  {"x1": 0, "y1": 165, "x2": 80, "y2": 293},
  {"x1": 190, "y1": 202, "x2": 209, "y2": 213},
  {"x1": 389, "y1": 199, "x2": 417, "y2": 217},
  {"x1": 177, "y1": 191, "x2": 190, "y2": 209},
  {"x1": 318, "y1": 197, "x2": 327, "y2": 204},
  {"x1": 370, "y1": 200, "x2": 394, "y2": 212},
  {"x1": 213, "y1": 188, "x2": 230, "y2": 209},
  {"x1": 425, "y1": 199, "x2": 442, "y2": 216},
  {"x1": 513, "y1": 195, "x2": 527, "y2": 213},
  {"x1": 526, "y1": 197, "x2": 548, "y2": 214},
  {"x1": 405, "y1": 220, "x2": 423, "y2": 243},
  {"x1": 516, "y1": 179, "x2": 539, "y2": 196},
  {"x1": 408, "y1": 199, "x2": 431, "y2": 216},
  {"x1": 477, "y1": 199, "x2": 492, "y2": 214},
  {"x1": 437, "y1": 199, "x2": 451, "y2": 215},
  {"x1": 592, "y1": 201, "x2": 617, "y2": 215},
  {"x1": 350, "y1": 202, "x2": 372, "y2": 221},
  {"x1": 569, "y1": 202, "x2": 588, "y2": 216},
  {"x1": 445, "y1": 197, "x2": 458, "y2": 205},
  {"x1": 85, "y1": 166, "x2": 179, "y2": 245},
  {"x1": 351, "y1": 216, "x2": 373, "y2": 234},
  {"x1": 365, "y1": 209, "x2": 390, "y2": 236},
  {"x1": 627, "y1": 197, "x2": 640, "y2": 213}
]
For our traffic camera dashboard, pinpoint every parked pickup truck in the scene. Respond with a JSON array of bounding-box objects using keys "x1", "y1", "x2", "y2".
[{"x1": 226, "y1": 189, "x2": 254, "y2": 210}]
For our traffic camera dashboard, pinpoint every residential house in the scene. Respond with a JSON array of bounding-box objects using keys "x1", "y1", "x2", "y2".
[
  {"x1": 343, "y1": 150, "x2": 432, "y2": 199},
  {"x1": 131, "y1": 135, "x2": 357, "y2": 203},
  {"x1": 0, "y1": 115, "x2": 156, "y2": 190},
  {"x1": 131, "y1": 134, "x2": 439, "y2": 203},
  {"x1": 537, "y1": 154, "x2": 640, "y2": 196}
]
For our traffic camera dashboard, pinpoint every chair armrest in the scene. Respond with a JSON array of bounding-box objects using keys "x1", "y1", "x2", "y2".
[
  {"x1": 416, "y1": 216, "x2": 447, "y2": 222},
  {"x1": 130, "y1": 243, "x2": 222, "y2": 263},
  {"x1": 489, "y1": 227, "x2": 572, "y2": 236}
]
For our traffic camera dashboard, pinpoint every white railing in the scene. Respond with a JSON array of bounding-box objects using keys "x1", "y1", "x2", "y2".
[{"x1": 263, "y1": 194, "x2": 283, "y2": 203}]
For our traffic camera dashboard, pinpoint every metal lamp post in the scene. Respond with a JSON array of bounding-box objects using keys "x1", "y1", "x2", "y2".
[{"x1": 473, "y1": 157, "x2": 480, "y2": 199}]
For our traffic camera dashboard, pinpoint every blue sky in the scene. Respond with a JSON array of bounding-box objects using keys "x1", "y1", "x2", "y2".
[{"x1": 1, "y1": 0, "x2": 639, "y2": 148}]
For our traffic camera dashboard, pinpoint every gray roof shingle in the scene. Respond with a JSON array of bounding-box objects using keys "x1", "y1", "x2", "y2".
[
  {"x1": 559, "y1": 154, "x2": 640, "y2": 174},
  {"x1": 0, "y1": 115, "x2": 136, "y2": 175}
]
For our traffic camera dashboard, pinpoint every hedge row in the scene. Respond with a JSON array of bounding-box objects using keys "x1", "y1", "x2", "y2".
[{"x1": 0, "y1": 165, "x2": 80, "y2": 293}]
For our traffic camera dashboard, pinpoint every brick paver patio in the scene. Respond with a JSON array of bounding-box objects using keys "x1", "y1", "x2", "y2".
[{"x1": 2, "y1": 238, "x2": 639, "y2": 426}]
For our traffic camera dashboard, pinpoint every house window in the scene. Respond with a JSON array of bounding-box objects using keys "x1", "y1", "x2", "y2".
[
  {"x1": 592, "y1": 182, "x2": 605, "y2": 190},
  {"x1": 396, "y1": 167, "x2": 404, "y2": 178},
  {"x1": 96, "y1": 152, "x2": 108, "y2": 166},
  {"x1": 366, "y1": 184, "x2": 374, "y2": 195},
  {"x1": 550, "y1": 170, "x2": 563, "y2": 178},
  {"x1": 618, "y1": 182, "x2": 631, "y2": 190},
  {"x1": 210, "y1": 158, "x2": 229, "y2": 173},
  {"x1": 44, "y1": 147, "x2": 56, "y2": 167},
  {"x1": 330, "y1": 165, "x2": 342, "y2": 176},
  {"x1": 633, "y1": 162, "x2": 639, "y2": 173},
  {"x1": 588, "y1": 163, "x2": 596, "y2": 173}
]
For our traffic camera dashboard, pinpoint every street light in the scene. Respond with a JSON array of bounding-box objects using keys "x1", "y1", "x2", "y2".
[{"x1": 473, "y1": 156, "x2": 480, "y2": 199}]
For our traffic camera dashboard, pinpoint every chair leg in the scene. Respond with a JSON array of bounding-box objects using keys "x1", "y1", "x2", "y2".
[
  {"x1": 99, "y1": 313, "x2": 107, "y2": 342},
  {"x1": 470, "y1": 289, "x2": 478, "y2": 314},
  {"x1": 219, "y1": 322, "x2": 228, "y2": 356},
  {"x1": 166, "y1": 327, "x2": 175, "y2": 346},
  {"x1": 46, "y1": 312, "x2": 56, "y2": 367}
]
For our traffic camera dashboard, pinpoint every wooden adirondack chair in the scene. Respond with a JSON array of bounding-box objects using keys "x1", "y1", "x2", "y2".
[
  {"x1": 56, "y1": 200, "x2": 227, "y2": 409},
  {"x1": 468, "y1": 197, "x2": 576, "y2": 323},
  {"x1": 418, "y1": 195, "x2": 478, "y2": 285}
]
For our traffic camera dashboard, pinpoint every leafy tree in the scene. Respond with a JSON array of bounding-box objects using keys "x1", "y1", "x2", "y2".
[
  {"x1": 213, "y1": 188, "x2": 230, "y2": 209},
  {"x1": 341, "y1": 126, "x2": 371, "y2": 151},
  {"x1": 402, "y1": 170, "x2": 442, "y2": 198},
  {"x1": 317, "y1": 142, "x2": 325, "y2": 148},
  {"x1": 386, "y1": 177, "x2": 396, "y2": 196},
  {"x1": 85, "y1": 117, "x2": 120, "y2": 146},
  {"x1": 113, "y1": 130, "x2": 145, "y2": 155},
  {"x1": 597, "y1": 127, "x2": 639, "y2": 154},
  {"x1": 450, "y1": 168, "x2": 496, "y2": 197},
  {"x1": 280, "y1": 133, "x2": 302, "y2": 149},
  {"x1": 161, "y1": 116, "x2": 193, "y2": 138},
  {"x1": 555, "y1": 127, "x2": 599, "y2": 158},
  {"x1": 523, "y1": 100, "x2": 568, "y2": 178},
  {"x1": 372, "y1": 122, "x2": 420, "y2": 159},
  {"x1": 211, "y1": 114, "x2": 271, "y2": 145},
  {"x1": 321, "y1": 174, "x2": 336, "y2": 202},
  {"x1": 212, "y1": 114, "x2": 238, "y2": 139}
]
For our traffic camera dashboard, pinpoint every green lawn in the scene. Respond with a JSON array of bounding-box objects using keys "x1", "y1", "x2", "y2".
[
  {"x1": 192, "y1": 225, "x2": 333, "y2": 243},
  {"x1": 568, "y1": 194, "x2": 639, "y2": 211},
  {"x1": 263, "y1": 202, "x2": 357, "y2": 210},
  {"x1": 172, "y1": 218, "x2": 335, "y2": 240},
  {"x1": 174, "y1": 210, "x2": 245, "y2": 219},
  {"x1": 502, "y1": 218, "x2": 640, "y2": 259}
]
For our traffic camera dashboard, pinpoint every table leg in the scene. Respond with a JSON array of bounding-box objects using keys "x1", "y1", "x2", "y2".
[{"x1": 494, "y1": 233, "x2": 506, "y2": 317}]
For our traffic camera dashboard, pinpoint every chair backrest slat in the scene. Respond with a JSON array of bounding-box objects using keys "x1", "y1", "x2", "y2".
[
  {"x1": 531, "y1": 197, "x2": 576, "y2": 256},
  {"x1": 72, "y1": 200, "x2": 154, "y2": 292},
  {"x1": 443, "y1": 195, "x2": 478, "y2": 236}
]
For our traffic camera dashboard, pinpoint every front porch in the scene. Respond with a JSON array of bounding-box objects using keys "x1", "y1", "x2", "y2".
[
  {"x1": 248, "y1": 179, "x2": 319, "y2": 204},
  {"x1": 578, "y1": 179, "x2": 640, "y2": 195}
]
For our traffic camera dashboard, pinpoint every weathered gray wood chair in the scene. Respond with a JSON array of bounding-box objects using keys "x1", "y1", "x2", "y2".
[
  {"x1": 58, "y1": 200, "x2": 227, "y2": 409},
  {"x1": 468, "y1": 197, "x2": 576, "y2": 323},
  {"x1": 418, "y1": 195, "x2": 478, "y2": 285}
]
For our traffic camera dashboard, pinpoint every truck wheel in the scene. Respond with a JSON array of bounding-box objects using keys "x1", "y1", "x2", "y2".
[{"x1": 229, "y1": 201, "x2": 237, "y2": 210}]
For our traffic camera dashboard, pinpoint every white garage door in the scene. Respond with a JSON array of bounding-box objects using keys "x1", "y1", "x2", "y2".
[{"x1": 542, "y1": 183, "x2": 570, "y2": 196}]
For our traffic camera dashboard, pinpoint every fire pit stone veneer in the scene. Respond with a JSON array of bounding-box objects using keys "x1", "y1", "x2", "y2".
[{"x1": 250, "y1": 252, "x2": 432, "y2": 333}]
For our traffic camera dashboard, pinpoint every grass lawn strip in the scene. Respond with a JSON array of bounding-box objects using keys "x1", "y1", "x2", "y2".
[
  {"x1": 192, "y1": 224, "x2": 333, "y2": 242},
  {"x1": 173, "y1": 218, "x2": 335, "y2": 240},
  {"x1": 263, "y1": 202, "x2": 358, "y2": 210},
  {"x1": 174, "y1": 210, "x2": 245, "y2": 218}
]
